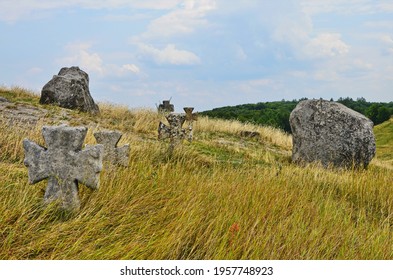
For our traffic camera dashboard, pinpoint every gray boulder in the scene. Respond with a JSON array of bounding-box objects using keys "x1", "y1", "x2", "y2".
[
  {"x1": 40, "y1": 66, "x2": 99, "y2": 114},
  {"x1": 290, "y1": 99, "x2": 376, "y2": 168}
]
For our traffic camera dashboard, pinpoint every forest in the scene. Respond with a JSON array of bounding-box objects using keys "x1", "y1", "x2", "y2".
[{"x1": 201, "y1": 97, "x2": 393, "y2": 133}]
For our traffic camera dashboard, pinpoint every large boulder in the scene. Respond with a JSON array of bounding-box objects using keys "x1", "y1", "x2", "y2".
[
  {"x1": 40, "y1": 66, "x2": 99, "y2": 114},
  {"x1": 290, "y1": 99, "x2": 376, "y2": 168}
]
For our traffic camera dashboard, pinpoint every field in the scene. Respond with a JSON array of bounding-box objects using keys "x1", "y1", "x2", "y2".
[{"x1": 0, "y1": 87, "x2": 392, "y2": 259}]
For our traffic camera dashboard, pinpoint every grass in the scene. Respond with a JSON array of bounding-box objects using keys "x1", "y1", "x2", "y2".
[
  {"x1": 374, "y1": 118, "x2": 393, "y2": 164},
  {"x1": 0, "y1": 87, "x2": 392, "y2": 259}
]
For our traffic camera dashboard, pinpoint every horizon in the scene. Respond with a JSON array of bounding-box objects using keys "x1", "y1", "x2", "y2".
[{"x1": 1, "y1": 1, "x2": 393, "y2": 111}]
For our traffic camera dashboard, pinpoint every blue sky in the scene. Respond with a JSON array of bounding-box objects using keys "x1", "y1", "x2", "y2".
[{"x1": 1, "y1": 1, "x2": 392, "y2": 111}]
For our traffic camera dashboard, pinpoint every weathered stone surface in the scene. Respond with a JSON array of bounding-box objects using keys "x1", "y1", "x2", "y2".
[
  {"x1": 158, "y1": 121, "x2": 171, "y2": 140},
  {"x1": 290, "y1": 99, "x2": 376, "y2": 168},
  {"x1": 158, "y1": 100, "x2": 174, "y2": 113},
  {"x1": 23, "y1": 125, "x2": 103, "y2": 211},
  {"x1": 183, "y1": 107, "x2": 198, "y2": 142},
  {"x1": 0, "y1": 99, "x2": 48, "y2": 126},
  {"x1": 158, "y1": 113, "x2": 186, "y2": 151},
  {"x1": 184, "y1": 107, "x2": 198, "y2": 122},
  {"x1": 40, "y1": 66, "x2": 99, "y2": 114},
  {"x1": 93, "y1": 130, "x2": 130, "y2": 166}
]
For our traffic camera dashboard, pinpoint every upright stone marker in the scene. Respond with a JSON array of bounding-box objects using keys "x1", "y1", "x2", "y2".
[
  {"x1": 158, "y1": 100, "x2": 174, "y2": 113},
  {"x1": 183, "y1": 107, "x2": 198, "y2": 142},
  {"x1": 290, "y1": 99, "x2": 376, "y2": 168},
  {"x1": 23, "y1": 125, "x2": 104, "y2": 211},
  {"x1": 93, "y1": 130, "x2": 130, "y2": 166},
  {"x1": 158, "y1": 113, "x2": 186, "y2": 151}
]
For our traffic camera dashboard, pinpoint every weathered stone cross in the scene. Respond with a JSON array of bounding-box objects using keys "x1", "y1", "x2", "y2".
[
  {"x1": 93, "y1": 130, "x2": 130, "y2": 166},
  {"x1": 183, "y1": 107, "x2": 198, "y2": 142},
  {"x1": 158, "y1": 107, "x2": 198, "y2": 152},
  {"x1": 23, "y1": 125, "x2": 104, "y2": 211},
  {"x1": 158, "y1": 113, "x2": 186, "y2": 151}
]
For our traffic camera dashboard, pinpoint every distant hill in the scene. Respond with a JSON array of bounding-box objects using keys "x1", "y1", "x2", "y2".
[{"x1": 201, "y1": 98, "x2": 393, "y2": 133}]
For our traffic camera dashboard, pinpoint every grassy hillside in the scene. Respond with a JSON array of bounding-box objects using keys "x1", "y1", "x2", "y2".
[
  {"x1": 201, "y1": 98, "x2": 393, "y2": 133},
  {"x1": 374, "y1": 118, "x2": 393, "y2": 164},
  {"x1": 0, "y1": 87, "x2": 392, "y2": 259}
]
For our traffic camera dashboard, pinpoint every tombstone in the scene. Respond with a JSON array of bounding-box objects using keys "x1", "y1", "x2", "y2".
[
  {"x1": 40, "y1": 66, "x2": 100, "y2": 114},
  {"x1": 158, "y1": 100, "x2": 174, "y2": 113},
  {"x1": 290, "y1": 99, "x2": 376, "y2": 168},
  {"x1": 23, "y1": 125, "x2": 104, "y2": 211},
  {"x1": 183, "y1": 107, "x2": 198, "y2": 142},
  {"x1": 93, "y1": 130, "x2": 130, "y2": 167},
  {"x1": 158, "y1": 113, "x2": 186, "y2": 151}
]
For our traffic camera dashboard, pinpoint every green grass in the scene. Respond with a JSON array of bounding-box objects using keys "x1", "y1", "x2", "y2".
[
  {"x1": 374, "y1": 118, "x2": 393, "y2": 162},
  {"x1": 0, "y1": 86, "x2": 40, "y2": 105},
  {"x1": 0, "y1": 87, "x2": 392, "y2": 259}
]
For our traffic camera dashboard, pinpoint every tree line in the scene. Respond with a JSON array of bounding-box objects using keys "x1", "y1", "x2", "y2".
[{"x1": 200, "y1": 97, "x2": 393, "y2": 133}]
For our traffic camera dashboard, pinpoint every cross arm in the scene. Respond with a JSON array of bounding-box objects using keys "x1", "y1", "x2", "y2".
[
  {"x1": 73, "y1": 144, "x2": 104, "y2": 190},
  {"x1": 23, "y1": 139, "x2": 50, "y2": 184}
]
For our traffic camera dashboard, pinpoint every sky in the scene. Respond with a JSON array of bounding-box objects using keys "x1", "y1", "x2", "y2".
[{"x1": 0, "y1": 0, "x2": 392, "y2": 111}]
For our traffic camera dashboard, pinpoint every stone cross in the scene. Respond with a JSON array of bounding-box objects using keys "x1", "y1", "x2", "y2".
[
  {"x1": 158, "y1": 113, "x2": 186, "y2": 151},
  {"x1": 183, "y1": 107, "x2": 198, "y2": 142},
  {"x1": 23, "y1": 125, "x2": 104, "y2": 211},
  {"x1": 93, "y1": 130, "x2": 130, "y2": 166},
  {"x1": 158, "y1": 100, "x2": 174, "y2": 113}
]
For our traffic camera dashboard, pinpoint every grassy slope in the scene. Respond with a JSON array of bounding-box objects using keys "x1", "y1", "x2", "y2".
[
  {"x1": 374, "y1": 118, "x2": 393, "y2": 162},
  {"x1": 0, "y1": 87, "x2": 392, "y2": 260}
]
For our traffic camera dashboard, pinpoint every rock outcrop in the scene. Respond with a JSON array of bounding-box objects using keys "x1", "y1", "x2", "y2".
[
  {"x1": 40, "y1": 66, "x2": 99, "y2": 114},
  {"x1": 290, "y1": 99, "x2": 376, "y2": 168}
]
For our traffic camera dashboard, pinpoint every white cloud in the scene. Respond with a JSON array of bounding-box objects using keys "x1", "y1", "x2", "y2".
[
  {"x1": 138, "y1": 0, "x2": 216, "y2": 39},
  {"x1": 122, "y1": 64, "x2": 140, "y2": 74},
  {"x1": 306, "y1": 33, "x2": 350, "y2": 58},
  {"x1": 0, "y1": 0, "x2": 184, "y2": 22},
  {"x1": 301, "y1": 0, "x2": 378, "y2": 15},
  {"x1": 58, "y1": 42, "x2": 104, "y2": 75},
  {"x1": 130, "y1": 0, "x2": 183, "y2": 10},
  {"x1": 379, "y1": 35, "x2": 393, "y2": 55},
  {"x1": 301, "y1": 0, "x2": 393, "y2": 15},
  {"x1": 256, "y1": 2, "x2": 350, "y2": 60},
  {"x1": 137, "y1": 43, "x2": 201, "y2": 65},
  {"x1": 58, "y1": 42, "x2": 142, "y2": 77},
  {"x1": 380, "y1": 35, "x2": 393, "y2": 45}
]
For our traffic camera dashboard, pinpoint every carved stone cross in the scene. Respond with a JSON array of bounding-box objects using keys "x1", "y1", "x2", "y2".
[
  {"x1": 93, "y1": 130, "x2": 130, "y2": 166},
  {"x1": 158, "y1": 113, "x2": 186, "y2": 151},
  {"x1": 183, "y1": 107, "x2": 198, "y2": 142},
  {"x1": 23, "y1": 125, "x2": 104, "y2": 211},
  {"x1": 184, "y1": 107, "x2": 198, "y2": 122}
]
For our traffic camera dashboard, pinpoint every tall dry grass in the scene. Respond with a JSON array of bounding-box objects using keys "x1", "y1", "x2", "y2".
[
  {"x1": 0, "y1": 88, "x2": 392, "y2": 259},
  {"x1": 195, "y1": 116, "x2": 292, "y2": 149}
]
